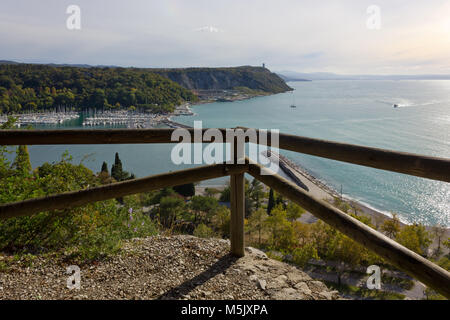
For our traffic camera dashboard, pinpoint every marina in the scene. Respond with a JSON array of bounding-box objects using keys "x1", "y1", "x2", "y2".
[
  {"x1": 0, "y1": 104, "x2": 195, "y2": 129},
  {"x1": 82, "y1": 104, "x2": 194, "y2": 128},
  {"x1": 82, "y1": 111, "x2": 160, "y2": 128},
  {"x1": 0, "y1": 111, "x2": 80, "y2": 127}
]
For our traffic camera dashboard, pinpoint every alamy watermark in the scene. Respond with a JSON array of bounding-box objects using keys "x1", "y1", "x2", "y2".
[
  {"x1": 366, "y1": 5, "x2": 381, "y2": 30},
  {"x1": 170, "y1": 121, "x2": 280, "y2": 174},
  {"x1": 66, "y1": 265, "x2": 81, "y2": 290},
  {"x1": 366, "y1": 265, "x2": 381, "y2": 290},
  {"x1": 66, "y1": 5, "x2": 81, "y2": 30}
]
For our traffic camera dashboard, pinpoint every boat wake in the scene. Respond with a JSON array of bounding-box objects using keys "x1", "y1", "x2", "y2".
[{"x1": 375, "y1": 99, "x2": 446, "y2": 108}]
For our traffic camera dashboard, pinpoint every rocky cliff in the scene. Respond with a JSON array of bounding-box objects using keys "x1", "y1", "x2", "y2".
[{"x1": 152, "y1": 66, "x2": 292, "y2": 93}]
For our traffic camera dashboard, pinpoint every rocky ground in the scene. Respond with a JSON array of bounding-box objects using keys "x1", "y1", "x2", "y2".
[{"x1": 0, "y1": 235, "x2": 341, "y2": 300}]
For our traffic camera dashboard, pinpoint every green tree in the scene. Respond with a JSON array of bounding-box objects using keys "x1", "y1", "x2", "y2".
[
  {"x1": 381, "y1": 214, "x2": 401, "y2": 239},
  {"x1": 111, "y1": 152, "x2": 122, "y2": 181},
  {"x1": 189, "y1": 195, "x2": 219, "y2": 224},
  {"x1": 0, "y1": 116, "x2": 17, "y2": 178},
  {"x1": 0, "y1": 64, "x2": 197, "y2": 114},
  {"x1": 173, "y1": 183, "x2": 195, "y2": 198},
  {"x1": 396, "y1": 224, "x2": 432, "y2": 255},
  {"x1": 275, "y1": 191, "x2": 285, "y2": 209},
  {"x1": 111, "y1": 152, "x2": 130, "y2": 181},
  {"x1": 265, "y1": 205, "x2": 295, "y2": 250},
  {"x1": 98, "y1": 161, "x2": 112, "y2": 184},
  {"x1": 0, "y1": 154, "x2": 157, "y2": 262},
  {"x1": 431, "y1": 225, "x2": 446, "y2": 254},
  {"x1": 332, "y1": 196, "x2": 351, "y2": 213},
  {"x1": 286, "y1": 202, "x2": 305, "y2": 222},
  {"x1": 210, "y1": 206, "x2": 231, "y2": 238},
  {"x1": 247, "y1": 208, "x2": 268, "y2": 245},
  {"x1": 245, "y1": 179, "x2": 265, "y2": 216},
  {"x1": 193, "y1": 223, "x2": 215, "y2": 238},
  {"x1": 267, "y1": 188, "x2": 275, "y2": 215},
  {"x1": 219, "y1": 185, "x2": 231, "y2": 202},
  {"x1": 249, "y1": 179, "x2": 264, "y2": 208},
  {"x1": 204, "y1": 187, "x2": 220, "y2": 198},
  {"x1": 159, "y1": 196, "x2": 186, "y2": 227},
  {"x1": 12, "y1": 145, "x2": 32, "y2": 176},
  {"x1": 101, "y1": 161, "x2": 108, "y2": 174},
  {"x1": 292, "y1": 243, "x2": 319, "y2": 267},
  {"x1": 444, "y1": 238, "x2": 450, "y2": 250}
]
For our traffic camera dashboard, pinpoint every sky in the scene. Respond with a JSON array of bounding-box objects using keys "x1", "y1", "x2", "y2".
[{"x1": 1, "y1": 0, "x2": 450, "y2": 74}]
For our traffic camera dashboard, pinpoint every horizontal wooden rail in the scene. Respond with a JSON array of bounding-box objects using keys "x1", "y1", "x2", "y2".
[
  {"x1": 0, "y1": 163, "x2": 247, "y2": 220},
  {"x1": 247, "y1": 159, "x2": 450, "y2": 298},
  {"x1": 0, "y1": 128, "x2": 226, "y2": 145},
  {"x1": 1, "y1": 128, "x2": 449, "y2": 182},
  {"x1": 251, "y1": 129, "x2": 450, "y2": 183}
]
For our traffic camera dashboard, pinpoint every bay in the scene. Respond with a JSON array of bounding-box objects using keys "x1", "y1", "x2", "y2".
[{"x1": 21, "y1": 80, "x2": 450, "y2": 226}]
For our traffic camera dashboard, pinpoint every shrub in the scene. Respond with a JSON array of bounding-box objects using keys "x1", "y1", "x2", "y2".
[
  {"x1": 0, "y1": 151, "x2": 157, "y2": 263},
  {"x1": 193, "y1": 224, "x2": 215, "y2": 238},
  {"x1": 292, "y1": 243, "x2": 319, "y2": 267}
]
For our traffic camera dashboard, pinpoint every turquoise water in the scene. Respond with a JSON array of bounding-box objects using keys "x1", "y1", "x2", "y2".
[{"x1": 22, "y1": 80, "x2": 450, "y2": 226}]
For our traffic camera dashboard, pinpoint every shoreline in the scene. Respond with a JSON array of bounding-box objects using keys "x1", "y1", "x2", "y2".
[
  {"x1": 263, "y1": 151, "x2": 449, "y2": 256},
  {"x1": 267, "y1": 151, "x2": 445, "y2": 228}
]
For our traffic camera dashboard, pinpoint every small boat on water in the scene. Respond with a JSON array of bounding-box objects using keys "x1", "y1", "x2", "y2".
[
  {"x1": 290, "y1": 91, "x2": 296, "y2": 108},
  {"x1": 393, "y1": 104, "x2": 398, "y2": 108}
]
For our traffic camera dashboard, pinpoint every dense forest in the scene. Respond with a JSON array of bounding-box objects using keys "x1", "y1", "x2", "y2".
[{"x1": 0, "y1": 64, "x2": 198, "y2": 114}]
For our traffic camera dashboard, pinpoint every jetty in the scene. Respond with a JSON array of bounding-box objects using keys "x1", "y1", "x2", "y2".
[
  {"x1": 262, "y1": 150, "x2": 310, "y2": 191},
  {"x1": 161, "y1": 119, "x2": 192, "y2": 129}
]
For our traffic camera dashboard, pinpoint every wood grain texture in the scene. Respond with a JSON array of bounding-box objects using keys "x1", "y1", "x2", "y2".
[{"x1": 0, "y1": 163, "x2": 247, "y2": 220}]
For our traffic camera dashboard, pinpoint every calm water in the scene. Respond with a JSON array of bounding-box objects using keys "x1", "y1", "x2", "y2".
[{"x1": 22, "y1": 80, "x2": 450, "y2": 226}]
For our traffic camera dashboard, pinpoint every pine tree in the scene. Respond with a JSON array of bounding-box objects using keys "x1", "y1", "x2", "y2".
[
  {"x1": 101, "y1": 161, "x2": 108, "y2": 174},
  {"x1": 12, "y1": 145, "x2": 32, "y2": 175},
  {"x1": 248, "y1": 208, "x2": 268, "y2": 245},
  {"x1": 267, "y1": 188, "x2": 275, "y2": 215},
  {"x1": 174, "y1": 183, "x2": 195, "y2": 197},
  {"x1": 111, "y1": 152, "x2": 123, "y2": 181}
]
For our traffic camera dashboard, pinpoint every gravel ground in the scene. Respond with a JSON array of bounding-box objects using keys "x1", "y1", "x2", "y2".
[{"x1": 0, "y1": 235, "x2": 341, "y2": 300}]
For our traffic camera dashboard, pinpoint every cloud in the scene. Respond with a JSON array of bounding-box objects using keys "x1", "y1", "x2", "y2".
[
  {"x1": 194, "y1": 26, "x2": 222, "y2": 33},
  {"x1": 1, "y1": 0, "x2": 450, "y2": 73}
]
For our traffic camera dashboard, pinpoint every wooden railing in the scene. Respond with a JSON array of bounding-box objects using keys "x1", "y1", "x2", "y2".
[{"x1": 0, "y1": 128, "x2": 449, "y2": 298}]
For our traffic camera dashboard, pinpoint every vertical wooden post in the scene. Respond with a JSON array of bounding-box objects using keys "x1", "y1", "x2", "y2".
[{"x1": 230, "y1": 136, "x2": 245, "y2": 257}]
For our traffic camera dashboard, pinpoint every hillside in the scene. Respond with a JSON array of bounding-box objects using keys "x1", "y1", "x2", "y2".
[
  {"x1": 0, "y1": 63, "x2": 292, "y2": 114},
  {"x1": 0, "y1": 64, "x2": 197, "y2": 114},
  {"x1": 0, "y1": 235, "x2": 341, "y2": 300},
  {"x1": 152, "y1": 66, "x2": 292, "y2": 94}
]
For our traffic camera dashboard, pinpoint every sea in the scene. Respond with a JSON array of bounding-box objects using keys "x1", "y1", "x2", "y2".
[{"x1": 16, "y1": 80, "x2": 450, "y2": 226}]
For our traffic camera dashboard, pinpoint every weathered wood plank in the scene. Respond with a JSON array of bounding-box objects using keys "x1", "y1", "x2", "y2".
[
  {"x1": 247, "y1": 160, "x2": 450, "y2": 298},
  {"x1": 260, "y1": 130, "x2": 450, "y2": 183},
  {"x1": 0, "y1": 163, "x2": 247, "y2": 220},
  {"x1": 0, "y1": 128, "x2": 228, "y2": 145},
  {"x1": 1, "y1": 128, "x2": 449, "y2": 182},
  {"x1": 230, "y1": 172, "x2": 245, "y2": 257},
  {"x1": 230, "y1": 137, "x2": 246, "y2": 257}
]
